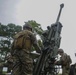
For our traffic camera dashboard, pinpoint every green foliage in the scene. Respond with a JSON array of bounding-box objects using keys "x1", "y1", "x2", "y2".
[
  {"x1": 0, "y1": 23, "x2": 22, "y2": 62},
  {"x1": 7, "y1": 23, "x2": 22, "y2": 38},
  {"x1": 0, "y1": 24, "x2": 8, "y2": 37},
  {"x1": 27, "y1": 20, "x2": 44, "y2": 49},
  {"x1": 27, "y1": 20, "x2": 43, "y2": 36}
]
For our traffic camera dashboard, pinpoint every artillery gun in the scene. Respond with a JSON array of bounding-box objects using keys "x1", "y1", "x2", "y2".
[{"x1": 33, "y1": 3, "x2": 64, "y2": 75}]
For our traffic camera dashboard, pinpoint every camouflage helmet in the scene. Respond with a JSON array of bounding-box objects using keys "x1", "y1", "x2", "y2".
[
  {"x1": 23, "y1": 22, "x2": 32, "y2": 31},
  {"x1": 57, "y1": 48, "x2": 64, "y2": 53}
]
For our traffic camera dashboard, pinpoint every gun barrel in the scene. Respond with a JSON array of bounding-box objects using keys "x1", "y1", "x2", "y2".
[{"x1": 56, "y1": 3, "x2": 64, "y2": 23}]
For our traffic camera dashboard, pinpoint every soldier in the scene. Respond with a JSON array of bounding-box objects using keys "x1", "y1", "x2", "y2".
[
  {"x1": 54, "y1": 49, "x2": 72, "y2": 75},
  {"x1": 11, "y1": 22, "x2": 41, "y2": 75}
]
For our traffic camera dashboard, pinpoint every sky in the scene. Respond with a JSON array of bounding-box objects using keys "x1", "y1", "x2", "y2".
[{"x1": 0, "y1": 0, "x2": 76, "y2": 64}]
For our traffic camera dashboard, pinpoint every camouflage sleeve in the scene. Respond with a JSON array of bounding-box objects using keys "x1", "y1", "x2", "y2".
[
  {"x1": 61, "y1": 53, "x2": 67, "y2": 62},
  {"x1": 55, "y1": 57, "x2": 63, "y2": 65},
  {"x1": 60, "y1": 53, "x2": 68, "y2": 65},
  {"x1": 55, "y1": 53, "x2": 69, "y2": 66},
  {"x1": 31, "y1": 34, "x2": 37, "y2": 44},
  {"x1": 30, "y1": 33, "x2": 41, "y2": 53}
]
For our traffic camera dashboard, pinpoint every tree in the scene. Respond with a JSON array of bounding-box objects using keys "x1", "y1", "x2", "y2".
[
  {"x1": 27, "y1": 20, "x2": 43, "y2": 38},
  {"x1": 27, "y1": 20, "x2": 44, "y2": 49},
  {"x1": 0, "y1": 23, "x2": 22, "y2": 62},
  {"x1": 0, "y1": 21, "x2": 44, "y2": 61}
]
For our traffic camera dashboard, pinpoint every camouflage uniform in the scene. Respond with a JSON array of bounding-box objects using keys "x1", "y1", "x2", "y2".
[
  {"x1": 5, "y1": 54, "x2": 14, "y2": 73},
  {"x1": 61, "y1": 53, "x2": 70, "y2": 75},
  {"x1": 11, "y1": 24, "x2": 41, "y2": 75},
  {"x1": 0, "y1": 54, "x2": 13, "y2": 73},
  {"x1": 55, "y1": 49, "x2": 71, "y2": 75}
]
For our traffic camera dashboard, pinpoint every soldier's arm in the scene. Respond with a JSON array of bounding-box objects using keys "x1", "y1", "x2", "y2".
[
  {"x1": 60, "y1": 53, "x2": 68, "y2": 65},
  {"x1": 54, "y1": 57, "x2": 63, "y2": 65},
  {"x1": 33, "y1": 42, "x2": 41, "y2": 53},
  {"x1": 31, "y1": 33, "x2": 41, "y2": 53}
]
